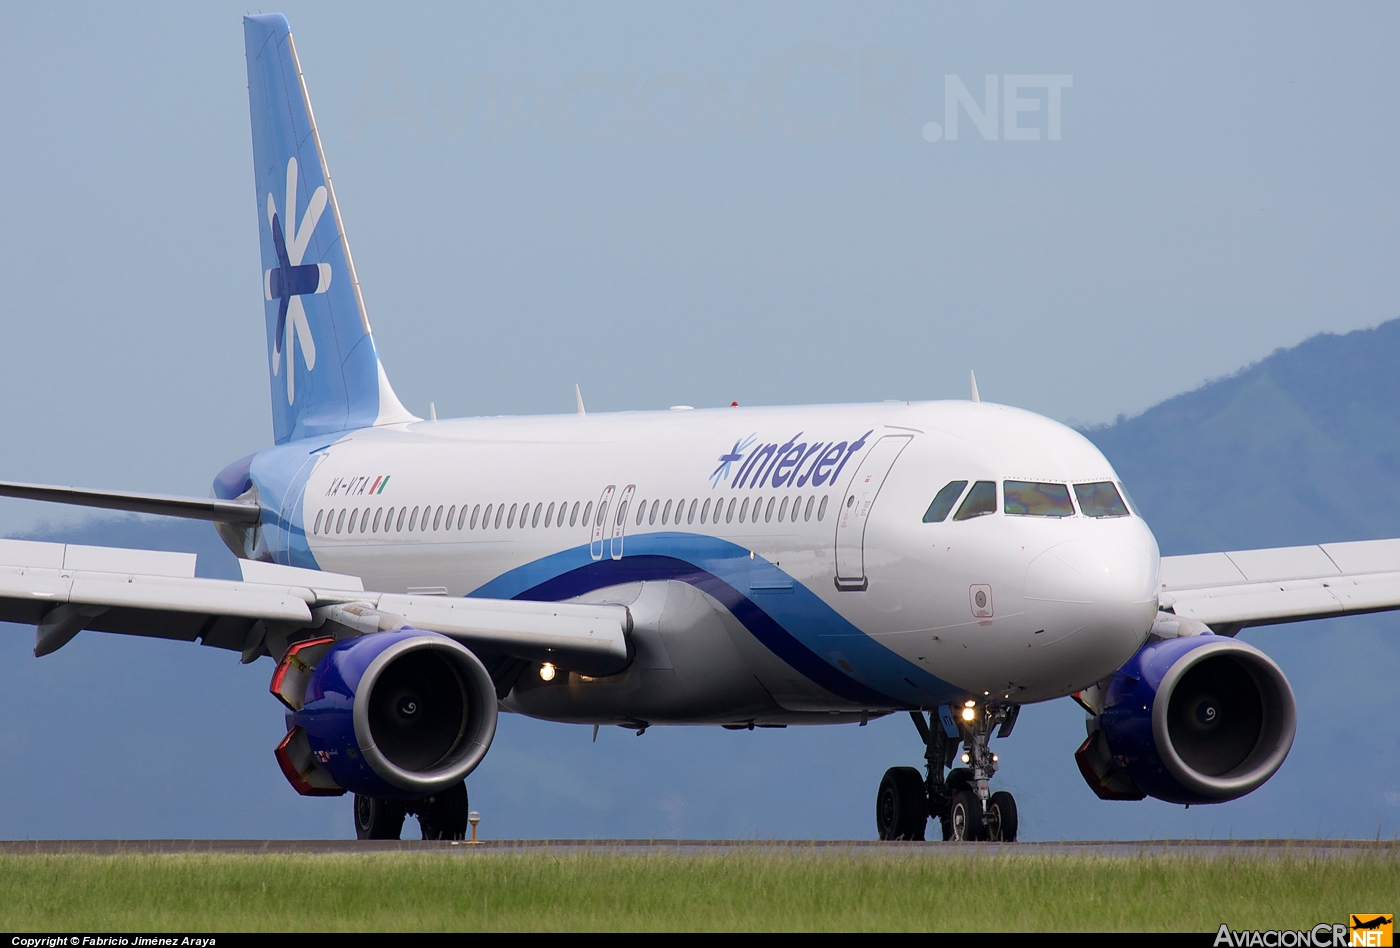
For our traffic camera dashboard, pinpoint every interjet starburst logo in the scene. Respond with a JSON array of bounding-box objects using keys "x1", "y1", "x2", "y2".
[{"x1": 264, "y1": 156, "x2": 331, "y2": 404}]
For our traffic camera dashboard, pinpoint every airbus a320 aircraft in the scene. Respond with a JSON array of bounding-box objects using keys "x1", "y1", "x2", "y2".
[{"x1": 3, "y1": 14, "x2": 1397, "y2": 842}]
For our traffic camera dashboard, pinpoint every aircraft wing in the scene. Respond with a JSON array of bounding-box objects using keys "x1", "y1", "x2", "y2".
[
  {"x1": 1159, "y1": 538, "x2": 1400, "y2": 634},
  {"x1": 0, "y1": 538, "x2": 629, "y2": 673}
]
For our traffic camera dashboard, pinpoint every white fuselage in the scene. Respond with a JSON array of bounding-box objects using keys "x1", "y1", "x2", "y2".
[{"x1": 291, "y1": 400, "x2": 1160, "y2": 725}]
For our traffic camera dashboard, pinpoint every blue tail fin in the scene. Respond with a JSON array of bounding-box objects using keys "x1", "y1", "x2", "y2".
[{"x1": 244, "y1": 14, "x2": 416, "y2": 445}]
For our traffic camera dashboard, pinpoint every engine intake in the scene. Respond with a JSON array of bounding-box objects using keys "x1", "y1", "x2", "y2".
[
  {"x1": 286, "y1": 630, "x2": 498, "y2": 798},
  {"x1": 1081, "y1": 633, "x2": 1296, "y2": 805}
]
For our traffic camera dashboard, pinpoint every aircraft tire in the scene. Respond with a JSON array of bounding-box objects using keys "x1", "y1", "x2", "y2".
[
  {"x1": 945, "y1": 767, "x2": 974, "y2": 793},
  {"x1": 876, "y1": 766, "x2": 927, "y2": 841},
  {"x1": 418, "y1": 781, "x2": 470, "y2": 840},
  {"x1": 987, "y1": 790, "x2": 1018, "y2": 843},
  {"x1": 354, "y1": 795, "x2": 406, "y2": 840},
  {"x1": 935, "y1": 767, "x2": 973, "y2": 840},
  {"x1": 949, "y1": 790, "x2": 985, "y2": 842}
]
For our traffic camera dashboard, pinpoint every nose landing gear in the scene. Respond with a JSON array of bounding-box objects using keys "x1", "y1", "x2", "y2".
[{"x1": 875, "y1": 702, "x2": 1020, "y2": 842}]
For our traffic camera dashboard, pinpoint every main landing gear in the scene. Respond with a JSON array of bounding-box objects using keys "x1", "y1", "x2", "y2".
[
  {"x1": 875, "y1": 701, "x2": 1020, "y2": 842},
  {"x1": 354, "y1": 780, "x2": 470, "y2": 840}
]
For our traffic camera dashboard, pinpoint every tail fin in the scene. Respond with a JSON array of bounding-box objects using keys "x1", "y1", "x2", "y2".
[{"x1": 244, "y1": 15, "x2": 416, "y2": 445}]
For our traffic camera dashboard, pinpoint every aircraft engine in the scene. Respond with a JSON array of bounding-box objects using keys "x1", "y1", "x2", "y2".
[
  {"x1": 1076, "y1": 633, "x2": 1296, "y2": 805},
  {"x1": 276, "y1": 630, "x2": 498, "y2": 799}
]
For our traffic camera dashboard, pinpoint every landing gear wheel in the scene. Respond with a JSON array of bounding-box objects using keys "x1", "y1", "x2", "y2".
[
  {"x1": 937, "y1": 767, "x2": 974, "y2": 840},
  {"x1": 418, "y1": 781, "x2": 469, "y2": 840},
  {"x1": 876, "y1": 766, "x2": 927, "y2": 841},
  {"x1": 986, "y1": 790, "x2": 1018, "y2": 842},
  {"x1": 948, "y1": 790, "x2": 985, "y2": 842},
  {"x1": 354, "y1": 795, "x2": 406, "y2": 840},
  {"x1": 945, "y1": 767, "x2": 973, "y2": 793}
]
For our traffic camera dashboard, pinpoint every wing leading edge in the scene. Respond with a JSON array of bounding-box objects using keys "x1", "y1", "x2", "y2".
[
  {"x1": 1160, "y1": 537, "x2": 1400, "y2": 634},
  {"x1": 0, "y1": 538, "x2": 629, "y2": 673}
]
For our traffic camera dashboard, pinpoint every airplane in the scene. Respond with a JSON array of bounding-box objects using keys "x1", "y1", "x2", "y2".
[{"x1": 3, "y1": 12, "x2": 1399, "y2": 842}]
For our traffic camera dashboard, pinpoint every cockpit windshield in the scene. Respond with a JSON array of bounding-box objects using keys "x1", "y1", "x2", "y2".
[
  {"x1": 953, "y1": 481, "x2": 997, "y2": 520},
  {"x1": 1074, "y1": 481, "x2": 1130, "y2": 518},
  {"x1": 1003, "y1": 481, "x2": 1074, "y2": 517},
  {"x1": 922, "y1": 480, "x2": 968, "y2": 523}
]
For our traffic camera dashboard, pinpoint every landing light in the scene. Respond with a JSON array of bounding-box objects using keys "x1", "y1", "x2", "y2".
[
  {"x1": 961, "y1": 753, "x2": 970, "y2": 763},
  {"x1": 964, "y1": 700, "x2": 976, "y2": 708},
  {"x1": 961, "y1": 706, "x2": 976, "y2": 722},
  {"x1": 539, "y1": 662, "x2": 556, "y2": 682}
]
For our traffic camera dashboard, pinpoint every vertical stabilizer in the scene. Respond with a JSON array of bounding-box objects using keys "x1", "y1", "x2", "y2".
[{"x1": 244, "y1": 15, "x2": 417, "y2": 445}]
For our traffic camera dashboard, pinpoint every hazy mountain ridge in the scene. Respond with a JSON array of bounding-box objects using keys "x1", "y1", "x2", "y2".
[
  {"x1": 1083, "y1": 318, "x2": 1400, "y2": 555},
  {"x1": 4, "y1": 323, "x2": 1399, "y2": 839}
]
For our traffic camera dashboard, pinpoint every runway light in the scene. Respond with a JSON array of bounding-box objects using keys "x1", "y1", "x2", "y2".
[
  {"x1": 961, "y1": 752, "x2": 970, "y2": 763},
  {"x1": 961, "y1": 706, "x2": 976, "y2": 722},
  {"x1": 539, "y1": 662, "x2": 556, "y2": 681}
]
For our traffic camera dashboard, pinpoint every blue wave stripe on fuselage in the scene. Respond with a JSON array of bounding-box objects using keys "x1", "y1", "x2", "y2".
[{"x1": 469, "y1": 532, "x2": 960, "y2": 709}]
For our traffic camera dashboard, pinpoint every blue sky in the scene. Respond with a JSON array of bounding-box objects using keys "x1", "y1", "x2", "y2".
[
  {"x1": 0, "y1": 3, "x2": 1396, "y2": 839},
  {"x1": 0, "y1": 2, "x2": 1395, "y2": 532}
]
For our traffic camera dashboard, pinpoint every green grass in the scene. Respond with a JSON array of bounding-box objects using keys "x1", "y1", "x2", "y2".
[{"x1": 0, "y1": 850, "x2": 1393, "y2": 931}]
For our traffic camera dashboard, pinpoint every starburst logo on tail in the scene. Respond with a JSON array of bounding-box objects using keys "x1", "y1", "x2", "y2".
[{"x1": 264, "y1": 156, "x2": 330, "y2": 405}]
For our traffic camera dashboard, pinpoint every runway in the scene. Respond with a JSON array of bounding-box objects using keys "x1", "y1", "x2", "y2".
[{"x1": 0, "y1": 839, "x2": 1394, "y2": 857}]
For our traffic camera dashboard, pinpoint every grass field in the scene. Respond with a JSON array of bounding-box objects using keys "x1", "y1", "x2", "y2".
[{"x1": 0, "y1": 849, "x2": 1394, "y2": 931}]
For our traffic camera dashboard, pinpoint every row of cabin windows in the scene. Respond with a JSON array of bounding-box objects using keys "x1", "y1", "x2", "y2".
[
  {"x1": 313, "y1": 500, "x2": 591, "y2": 537},
  {"x1": 313, "y1": 492, "x2": 832, "y2": 537},
  {"x1": 921, "y1": 479, "x2": 1131, "y2": 523},
  {"x1": 617, "y1": 493, "x2": 829, "y2": 528}
]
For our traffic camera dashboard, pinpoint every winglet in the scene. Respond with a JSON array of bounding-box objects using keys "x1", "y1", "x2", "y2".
[
  {"x1": 970, "y1": 370, "x2": 981, "y2": 403},
  {"x1": 575, "y1": 384, "x2": 586, "y2": 417}
]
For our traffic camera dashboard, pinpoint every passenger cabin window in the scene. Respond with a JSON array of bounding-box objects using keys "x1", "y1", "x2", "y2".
[
  {"x1": 1074, "y1": 481, "x2": 1130, "y2": 518},
  {"x1": 1004, "y1": 481, "x2": 1074, "y2": 517},
  {"x1": 923, "y1": 481, "x2": 969, "y2": 523},
  {"x1": 953, "y1": 481, "x2": 997, "y2": 520}
]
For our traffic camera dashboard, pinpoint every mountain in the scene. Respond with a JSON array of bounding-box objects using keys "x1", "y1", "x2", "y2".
[
  {"x1": 2, "y1": 325, "x2": 1398, "y2": 840},
  {"x1": 1085, "y1": 319, "x2": 1400, "y2": 555}
]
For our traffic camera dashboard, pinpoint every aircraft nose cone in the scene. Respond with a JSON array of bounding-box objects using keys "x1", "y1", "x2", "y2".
[{"x1": 1025, "y1": 538, "x2": 1155, "y2": 606}]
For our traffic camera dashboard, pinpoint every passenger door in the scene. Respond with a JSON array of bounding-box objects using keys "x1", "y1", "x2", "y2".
[{"x1": 834, "y1": 435, "x2": 912, "y2": 590}]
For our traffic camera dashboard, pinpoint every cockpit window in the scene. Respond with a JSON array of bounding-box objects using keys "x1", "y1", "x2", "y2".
[
  {"x1": 953, "y1": 481, "x2": 997, "y2": 520},
  {"x1": 922, "y1": 480, "x2": 968, "y2": 523},
  {"x1": 1003, "y1": 481, "x2": 1074, "y2": 517},
  {"x1": 1074, "y1": 481, "x2": 1130, "y2": 518}
]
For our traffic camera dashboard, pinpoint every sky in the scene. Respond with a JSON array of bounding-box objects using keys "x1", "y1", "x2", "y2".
[
  {"x1": 0, "y1": 1, "x2": 1396, "y2": 534},
  {"x1": 0, "y1": 2, "x2": 1396, "y2": 840}
]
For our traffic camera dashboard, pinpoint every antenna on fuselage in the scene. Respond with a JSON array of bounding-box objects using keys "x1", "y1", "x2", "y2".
[
  {"x1": 970, "y1": 370, "x2": 981, "y2": 403},
  {"x1": 575, "y1": 384, "x2": 587, "y2": 417},
  {"x1": 429, "y1": 402, "x2": 437, "y2": 421}
]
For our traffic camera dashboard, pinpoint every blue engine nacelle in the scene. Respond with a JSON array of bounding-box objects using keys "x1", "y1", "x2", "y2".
[
  {"x1": 285, "y1": 630, "x2": 499, "y2": 799},
  {"x1": 1077, "y1": 633, "x2": 1297, "y2": 805}
]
